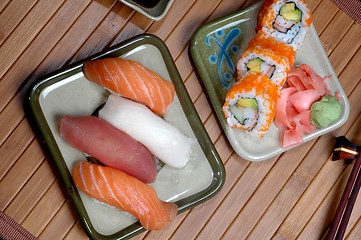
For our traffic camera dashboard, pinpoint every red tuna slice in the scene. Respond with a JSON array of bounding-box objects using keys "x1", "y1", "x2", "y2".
[{"x1": 60, "y1": 115, "x2": 157, "y2": 183}]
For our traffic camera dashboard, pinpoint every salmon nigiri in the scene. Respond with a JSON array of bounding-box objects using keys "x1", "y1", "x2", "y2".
[
  {"x1": 83, "y1": 58, "x2": 175, "y2": 116},
  {"x1": 73, "y1": 161, "x2": 178, "y2": 230}
]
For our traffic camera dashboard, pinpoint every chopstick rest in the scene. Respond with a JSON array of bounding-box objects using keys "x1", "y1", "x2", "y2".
[{"x1": 325, "y1": 136, "x2": 361, "y2": 240}]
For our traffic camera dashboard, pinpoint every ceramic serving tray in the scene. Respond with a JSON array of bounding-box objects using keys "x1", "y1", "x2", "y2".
[
  {"x1": 190, "y1": 1, "x2": 350, "y2": 162},
  {"x1": 25, "y1": 34, "x2": 225, "y2": 240}
]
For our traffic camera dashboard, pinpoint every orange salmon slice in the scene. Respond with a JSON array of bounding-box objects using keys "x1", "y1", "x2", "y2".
[
  {"x1": 72, "y1": 161, "x2": 178, "y2": 230},
  {"x1": 83, "y1": 58, "x2": 175, "y2": 116}
]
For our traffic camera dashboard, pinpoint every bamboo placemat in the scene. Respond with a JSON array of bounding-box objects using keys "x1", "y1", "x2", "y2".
[
  {"x1": 331, "y1": 0, "x2": 361, "y2": 24},
  {"x1": 0, "y1": 211, "x2": 37, "y2": 240}
]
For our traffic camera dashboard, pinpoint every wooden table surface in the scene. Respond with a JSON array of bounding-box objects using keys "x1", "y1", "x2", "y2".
[{"x1": 1, "y1": 0, "x2": 361, "y2": 239}]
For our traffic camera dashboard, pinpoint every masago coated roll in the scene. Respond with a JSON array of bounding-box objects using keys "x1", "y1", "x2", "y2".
[
  {"x1": 222, "y1": 73, "x2": 280, "y2": 138},
  {"x1": 247, "y1": 31, "x2": 297, "y2": 68},
  {"x1": 236, "y1": 43, "x2": 291, "y2": 87},
  {"x1": 257, "y1": 0, "x2": 312, "y2": 52}
]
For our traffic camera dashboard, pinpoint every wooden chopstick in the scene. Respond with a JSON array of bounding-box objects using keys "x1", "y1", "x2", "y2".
[{"x1": 325, "y1": 149, "x2": 361, "y2": 240}]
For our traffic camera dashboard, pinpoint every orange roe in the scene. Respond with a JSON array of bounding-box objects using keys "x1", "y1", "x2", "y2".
[
  {"x1": 248, "y1": 32, "x2": 297, "y2": 67},
  {"x1": 237, "y1": 44, "x2": 291, "y2": 87}
]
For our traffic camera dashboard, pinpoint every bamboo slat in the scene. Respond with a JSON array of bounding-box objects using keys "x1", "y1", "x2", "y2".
[
  {"x1": 63, "y1": 220, "x2": 90, "y2": 240},
  {"x1": 338, "y1": 47, "x2": 361, "y2": 94},
  {"x1": 147, "y1": 1, "x2": 197, "y2": 40},
  {"x1": 0, "y1": 119, "x2": 34, "y2": 180},
  {"x1": 0, "y1": 1, "x2": 11, "y2": 13},
  {"x1": 312, "y1": 0, "x2": 339, "y2": 34},
  {"x1": 37, "y1": 200, "x2": 78, "y2": 239},
  {"x1": 30, "y1": 0, "x2": 118, "y2": 80},
  {"x1": 329, "y1": 23, "x2": 361, "y2": 76},
  {"x1": 0, "y1": 0, "x2": 38, "y2": 46},
  {"x1": 71, "y1": 3, "x2": 135, "y2": 63},
  {"x1": 0, "y1": 0, "x2": 64, "y2": 80},
  {"x1": 272, "y1": 157, "x2": 347, "y2": 239},
  {"x1": 21, "y1": 180, "x2": 66, "y2": 236},
  {"x1": 0, "y1": 140, "x2": 44, "y2": 209},
  {"x1": 110, "y1": 12, "x2": 153, "y2": 45},
  {"x1": 320, "y1": 10, "x2": 354, "y2": 55},
  {"x1": 4, "y1": 159, "x2": 56, "y2": 223},
  {"x1": 0, "y1": 0, "x2": 91, "y2": 111}
]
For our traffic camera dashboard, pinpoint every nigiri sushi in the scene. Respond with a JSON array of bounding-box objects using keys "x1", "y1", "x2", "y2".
[
  {"x1": 60, "y1": 115, "x2": 157, "y2": 183},
  {"x1": 98, "y1": 94, "x2": 193, "y2": 169},
  {"x1": 72, "y1": 161, "x2": 178, "y2": 230},
  {"x1": 83, "y1": 58, "x2": 175, "y2": 116}
]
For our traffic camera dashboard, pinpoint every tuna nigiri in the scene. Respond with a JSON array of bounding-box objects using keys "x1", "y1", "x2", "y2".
[
  {"x1": 60, "y1": 115, "x2": 157, "y2": 183},
  {"x1": 83, "y1": 58, "x2": 175, "y2": 116},
  {"x1": 99, "y1": 94, "x2": 193, "y2": 169},
  {"x1": 73, "y1": 161, "x2": 178, "y2": 230}
]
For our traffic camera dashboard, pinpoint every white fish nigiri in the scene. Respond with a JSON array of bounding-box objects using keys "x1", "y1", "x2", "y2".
[{"x1": 99, "y1": 94, "x2": 193, "y2": 168}]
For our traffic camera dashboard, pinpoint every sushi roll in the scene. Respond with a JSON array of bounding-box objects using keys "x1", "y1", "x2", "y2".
[
  {"x1": 256, "y1": 0, "x2": 275, "y2": 32},
  {"x1": 236, "y1": 44, "x2": 291, "y2": 87},
  {"x1": 247, "y1": 31, "x2": 297, "y2": 68},
  {"x1": 222, "y1": 73, "x2": 280, "y2": 137},
  {"x1": 257, "y1": 0, "x2": 312, "y2": 51}
]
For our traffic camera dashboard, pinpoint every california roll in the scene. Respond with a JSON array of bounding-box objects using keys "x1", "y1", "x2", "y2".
[
  {"x1": 257, "y1": 0, "x2": 312, "y2": 51},
  {"x1": 222, "y1": 73, "x2": 280, "y2": 137},
  {"x1": 236, "y1": 44, "x2": 291, "y2": 87}
]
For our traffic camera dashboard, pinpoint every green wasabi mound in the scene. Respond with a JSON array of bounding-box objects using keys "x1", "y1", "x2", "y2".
[{"x1": 310, "y1": 95, "x2": 342, "y2": 128}]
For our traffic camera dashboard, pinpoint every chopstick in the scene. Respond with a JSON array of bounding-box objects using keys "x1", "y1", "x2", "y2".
[{"x1": 325, "y1": 138, "x2": 361, "y2": 240}]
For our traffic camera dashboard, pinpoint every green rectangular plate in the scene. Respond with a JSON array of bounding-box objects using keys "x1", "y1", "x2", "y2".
[
  {"x1": 25, "y1": 34, "x2": 225, "y2": 240},
  {"x1": 190, "y1": 2, "x2": 350, "y2": 161}
]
